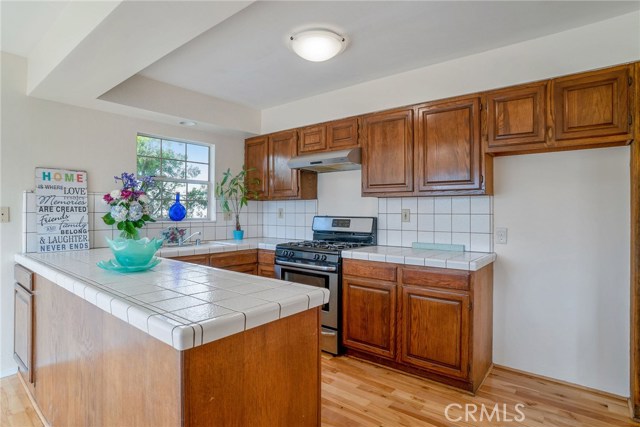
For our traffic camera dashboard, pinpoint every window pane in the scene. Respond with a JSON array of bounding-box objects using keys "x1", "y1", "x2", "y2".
[
  {"x1": 186, "y1": 162, "x2": 208, "y2": 181},
  {"x1": 162, "y1": 159, "x2": 186, "y2": 179},
  {"x1": 137, "y1": 156, "x2": 161, "y2": 177},
  {"x1": 137, "y1": 136, "x2": 161, "y2": 157},
  {"x1": 162, "y1": 140, "x2": 186, "y2": 160},
  {"x1": 187, "y1": 184, "x2": 208, "y2": 202},
  {"x1": 187, "y1": 144, "x2": 209, "y2": 163},
  {"x1": 186, "y1": 200, "x2": 208, "y2": 219}
]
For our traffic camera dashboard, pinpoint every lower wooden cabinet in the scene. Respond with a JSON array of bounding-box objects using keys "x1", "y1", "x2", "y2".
[
  {"x1": 399, "y1": 286, "x2": 469, "y2": 380},
  {"x1": 13, "y1": 265, "x2": 34, "y2": 388},
  {"x1": 342, "y1": 259, "x2": 493, "y2": 393},
  {"x1": 342, "y1": 277, "x2": 397, "y2": 360},
  {"x1": 170, "y1": 249, "x2": 278, "y2": 278}
]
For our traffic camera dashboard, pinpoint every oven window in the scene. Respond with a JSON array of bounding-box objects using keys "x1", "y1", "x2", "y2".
[{"x1": 283, "y1": 270, "x2": 330, "y2": 311}]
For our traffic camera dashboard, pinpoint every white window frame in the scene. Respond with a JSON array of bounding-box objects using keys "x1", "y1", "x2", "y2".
[{"x1": 136, "y1": 133, "x2": 215, "y2": 221}]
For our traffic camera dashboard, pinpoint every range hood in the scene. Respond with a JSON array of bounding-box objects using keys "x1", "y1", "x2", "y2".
[{"x1": 287, "y1": 148, "x2": 361, "y2": 173}]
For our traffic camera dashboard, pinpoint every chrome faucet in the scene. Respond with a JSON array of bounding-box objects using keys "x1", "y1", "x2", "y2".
[{"x1": 179, "y1": 231, "x2": 201, "y2": 246}]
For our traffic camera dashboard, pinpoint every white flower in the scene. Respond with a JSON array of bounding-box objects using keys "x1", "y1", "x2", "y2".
[
  {"x1": 111, "y1": 205, "x2": 128, "y2": 222},
  {"x1": 110, "y1": 190, "x2": 121, "y2": 200},
  {"x1": 129, "y1": 202, "x2": 143, "y2": 221},
  {"x1": 138, "y1": 194, "x2": 150, "y2": 204}
]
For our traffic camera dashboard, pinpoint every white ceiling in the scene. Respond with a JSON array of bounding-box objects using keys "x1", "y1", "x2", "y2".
[
  {"x1": 1, "y1": 1, "x2": 638, "y2": 134},
  {"x1": 0, "y1": 1, "x2": 70, "y2": 57},
  {"x1": 139, "y1": 1, "x2": 640, "y2": 109}
]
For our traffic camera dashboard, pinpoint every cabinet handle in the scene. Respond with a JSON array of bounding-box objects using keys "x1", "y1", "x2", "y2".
[{"x1": 546, "y1": 126, "x2": 554, "y2": 141}]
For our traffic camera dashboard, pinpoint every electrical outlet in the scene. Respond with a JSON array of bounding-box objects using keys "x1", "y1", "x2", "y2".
[
  {"x1": 0, "y1": 207, "x2": 9, "y2": 223},
  {"x1": 495, "y1": 227, "x2": 508, "y2": 244},
  {"x1": 223, "y1": 212, "x2": 232, "y2": 221},
  {"x1": 278, "y1": 208, "x2": 284, "y2": 219},
  {"x1": 401, "y1": 209, "x2": 410, "y2": 222}
]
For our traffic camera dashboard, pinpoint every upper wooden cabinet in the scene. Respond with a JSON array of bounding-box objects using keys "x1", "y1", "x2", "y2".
[
  {"x1": 269, "y1": 130, "x2": 300, "y2": 199},
  {"x1": 299, "y1": 125, "x2": 327, "y2": 153},
  {"x1": 551, "y1": 64, "x2": 633, "y2": 147},
  {"x1": 327, "y1": 117, "x2": 359, "y2": 150},
  {"x1": 245, "y1": 136, "x2": 269, "y2": 199},
  {"x1": 415, "y1": 97, "x2": 483, "y2": 193},
  {"x1": 485, "y1": 82, "x2": 548, "y2": 153},
  {"x1": 244, "y1": 131, "x2": 317, "y2": 201},
  {"x1": 361, "y1": 108, "x2": 414, "y2": 195}
]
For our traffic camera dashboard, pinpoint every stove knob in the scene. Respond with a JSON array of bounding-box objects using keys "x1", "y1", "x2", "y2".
[
  {"x1": 288, "y1": 251, "x2": 294, "y2": 258},
  {"x1": 321, "y1": 255, "x2": 327, "y2": 261},
  {"x1": 314, "y1": 254, "x2": 320, "y2": 261}
]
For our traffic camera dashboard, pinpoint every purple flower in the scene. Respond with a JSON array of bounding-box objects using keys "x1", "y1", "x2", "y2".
[
  {"x1": 121, "y1": 189, "x2": 133, "y2": 200},
  {"x1": 103, "y1": 194, "x2": 113, "y2": 203}
]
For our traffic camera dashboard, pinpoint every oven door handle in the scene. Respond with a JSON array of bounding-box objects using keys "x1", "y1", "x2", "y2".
[{"x1": 275, "y1": 260, "x2": 337, "y2": 272}]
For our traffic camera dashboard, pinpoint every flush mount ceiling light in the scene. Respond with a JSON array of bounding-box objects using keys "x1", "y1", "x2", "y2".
[
  {"x1": 290, "y1": 30, "x2": 346, "y2": 62},
  {"x1": 179, "y1": 120, "x2": 197, "y2": 126}
]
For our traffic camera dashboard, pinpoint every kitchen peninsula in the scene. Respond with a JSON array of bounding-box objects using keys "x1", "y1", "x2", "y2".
[{"x1": 14, "y1": 249, "x2": 327, "y2": 427}]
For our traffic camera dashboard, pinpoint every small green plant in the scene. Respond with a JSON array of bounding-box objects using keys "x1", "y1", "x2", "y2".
[{"x1": 215, "y1": 168, "x2": 259, "y2": 231}]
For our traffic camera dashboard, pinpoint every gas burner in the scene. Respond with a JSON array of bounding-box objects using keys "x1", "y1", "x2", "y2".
[{"x1": 283, "y1": 240, "x2": 369, "y2": 252}]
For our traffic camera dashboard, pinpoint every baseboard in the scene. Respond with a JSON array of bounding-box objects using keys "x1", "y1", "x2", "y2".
[{"x1": 493, "y1": 364, "x2": 628, "y2": 401}]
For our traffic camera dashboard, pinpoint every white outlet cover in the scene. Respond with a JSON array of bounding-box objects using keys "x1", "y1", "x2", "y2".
[
  {"x1": 495, "y1": 227, "x2": 508, "y2": 244},
  {"x1": 0, "y1": 206, "x2": 9, "y2": 223}
]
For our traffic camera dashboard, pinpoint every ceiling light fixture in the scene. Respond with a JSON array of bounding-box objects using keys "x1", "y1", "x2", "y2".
[
  {"x1": 290, "y1": 30, "x2": 346, "y2": 62},
  {"x1": 179, "y1": 120, "x2": 197, "y2": 126}
]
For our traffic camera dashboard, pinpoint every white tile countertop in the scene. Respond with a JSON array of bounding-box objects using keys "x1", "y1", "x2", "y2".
[
  {"x1": 15, "y1": 248, "x2": 328, "y2": 351},
  {"x1": 342, "y1": 246, "x2": 496, "y2": 271},
  {"x1": 156, "y1": 238, "x2": 292, "y2": 258}
]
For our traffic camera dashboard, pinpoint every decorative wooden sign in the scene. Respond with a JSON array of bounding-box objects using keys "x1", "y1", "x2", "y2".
[{"x1": 35, "y1": 168, "x2": 90, "y2": 252}]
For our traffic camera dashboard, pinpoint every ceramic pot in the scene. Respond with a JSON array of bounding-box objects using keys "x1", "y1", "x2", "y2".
[
  {"x1": 106, "y1": 237, "x2": 164, "y2": 267},
  {"x1": 233, "y1": 230, "x2": 244, "y2": 240}
]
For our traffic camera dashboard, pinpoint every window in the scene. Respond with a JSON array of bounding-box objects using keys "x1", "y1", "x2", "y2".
[{"x1": 136, "y1": 134, "x2": 213, "y2": 219}]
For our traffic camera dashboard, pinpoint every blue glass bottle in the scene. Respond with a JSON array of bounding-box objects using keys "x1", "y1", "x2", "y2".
[{"x1": 168, "y1": 192, "x2": 186, "y2": 221}]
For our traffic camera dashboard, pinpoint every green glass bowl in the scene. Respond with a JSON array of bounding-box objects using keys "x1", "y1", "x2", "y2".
[{"x1": 105, "y1": 237, "x2": 164, "y2": 267}]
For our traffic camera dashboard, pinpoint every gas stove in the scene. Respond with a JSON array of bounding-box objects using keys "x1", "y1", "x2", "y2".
[{"x1": 274, "y1": 216, "x2": 377, "y2": 355}]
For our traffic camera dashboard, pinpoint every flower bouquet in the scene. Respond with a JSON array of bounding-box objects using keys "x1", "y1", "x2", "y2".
[
  {"x1": 98, "y1": 172, "x2": 163, "y2": 270},
  {"x1": 102, "y1": 172, "x2": 155, "y2": 239}
]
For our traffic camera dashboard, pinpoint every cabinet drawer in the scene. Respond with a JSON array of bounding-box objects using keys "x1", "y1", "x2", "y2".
[
  {"x1": 401, "y1": 267, "x2": 470, "y2": 291},
  {"x1": 14, "y1": 264, "x2": 33, "y2": 291},
  {"x1": 226, "y1": 264, "x2": 258, "y2": 275},
  {"x1": 258, "y1": 249, "x2": 275, "y2": 265},
  {"x1": 173, "y1": 254, "x2": 210, "y2": 266},
  {"x1": 343, "y1": 259, "x2": 397, "y2": 282},
  {"x1": 210, "y1": 250, "x2": 258, "y2": 268}
]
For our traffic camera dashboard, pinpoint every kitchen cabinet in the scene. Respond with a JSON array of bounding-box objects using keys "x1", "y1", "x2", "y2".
[
  {"x1": 485, "y1": 82, "x2": 548, "y2": 153},
  {"x1": 244, "y1": 131, "x2": 317, "y2": 201},
  {"x1": 341, "y1": 259, "x2": 493, "y2": 393},
  {"x1": 13, "y1": 265, "x2": 34, "y2": 389},
  {"x1": 415, "y1": 96, "x2": 484, "y2": 193},
  {"x1": 258, "y1": 249, "x2": 277, "y2": 279},
  {"x1": 342, "y1": 276, "x2": 397, "y2": 360},
  {"x1": 361, "y1": 108, "x2": 414, "y2": 195},
  {"x1": 170, "y1": 250, "x2": 259, "y2": 274},
  {"x1": 399, "y1": 285, "x2": 470, "y2": 380},
  {"x1": 299, "y1": 125, "x2": 327, "y2": 153},
  {"x1": 327, "y1": 117, "x2": 359, "y2": 150},
  {"x1": 551, "y1": 64, "x2": 633, "y2": 148},
  {"x1": 245, "y1": 136, "x2": 269, "y2": 199}
]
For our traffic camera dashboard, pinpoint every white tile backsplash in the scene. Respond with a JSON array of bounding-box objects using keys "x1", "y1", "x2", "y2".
[{"x1": 377, "y1": 196, "x2": 493, "y2": 251}]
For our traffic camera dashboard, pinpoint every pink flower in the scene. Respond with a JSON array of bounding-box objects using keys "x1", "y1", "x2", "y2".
[
  {"x1": 120, "y1": 189, "x2": 133, "y2": 200},
  {"x1": 103, "y1": 194, "x2": 113, "y2": 203}
]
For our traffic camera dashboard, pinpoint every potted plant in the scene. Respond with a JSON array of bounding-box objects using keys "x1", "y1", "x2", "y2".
[{"x1": 215, "y1": 167, "x2": 259, "y2": 240}]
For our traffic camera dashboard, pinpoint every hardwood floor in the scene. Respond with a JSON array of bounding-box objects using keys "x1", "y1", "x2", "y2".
[{"x1": 2, "y1": 355, "x2": 638, "y2": 427}]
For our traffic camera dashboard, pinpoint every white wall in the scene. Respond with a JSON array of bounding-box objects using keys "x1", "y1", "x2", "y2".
[
  {"x1": 0, "y1": 52, "x2": 245, "y2": 377},
  {"x1": 493, "y1": 147, "x2": 630, "y2": 395},
  {"x1": 261, "y1": 12, "x2": 639, "y2": 395}
]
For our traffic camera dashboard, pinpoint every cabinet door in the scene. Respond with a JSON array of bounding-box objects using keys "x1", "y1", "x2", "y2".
[
  {"x1": 245, "y1": 136, "x2": 269, "y2": 199},
  {"x1": 14, "y1": 283, "x2": 33, "y2": 384},
  {"x1": 327, "y1": 117, "x2": 359, "y2": 150},
  {"x1": 400, "y1": 286, "x2": 470, "y2": 380},
  {"x1": 342, "y1": 277, "x2": 397, "y2": 359},
  {"x1": 258, "y1": 264, "x2": 276, "y2": 279},
  {"x1": 415, "y1": 97, "x2": 482, "y2": 192},
  {"x1": 269, "y1": 130, "x2": 299, "y2": 199},
  {"x1": 552, "y1": 65, "x2": 632, "y2": 146},
  {"x1": 299, "y1": 125, "x2": 327, "y2": 153},
  {"x1": 361, "y1": 108, "x2": 414, "y2": 195},
  {"x1": 486, "y1": 83, "x2": 547, "y2": 152}
]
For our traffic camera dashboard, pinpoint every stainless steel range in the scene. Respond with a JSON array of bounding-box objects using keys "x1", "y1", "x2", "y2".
[{"x1": 274, "y1": 216, "x2": 377, "y2": 354}]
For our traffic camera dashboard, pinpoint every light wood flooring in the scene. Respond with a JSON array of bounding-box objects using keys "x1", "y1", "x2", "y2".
[{"x1": 2, "y1": 355, "x2": 638, "y2": 427}]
